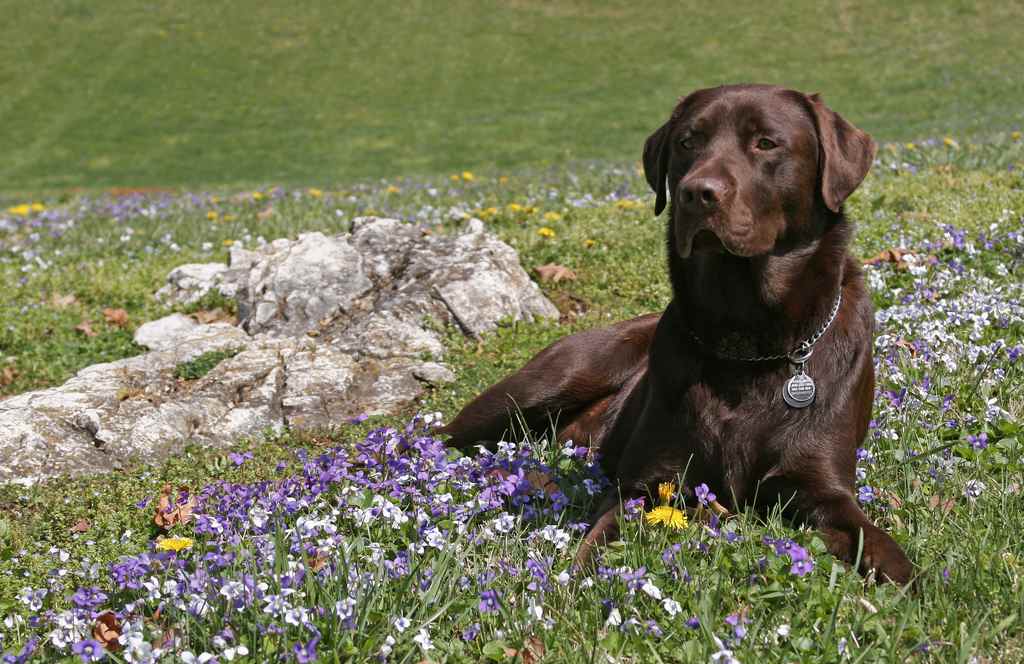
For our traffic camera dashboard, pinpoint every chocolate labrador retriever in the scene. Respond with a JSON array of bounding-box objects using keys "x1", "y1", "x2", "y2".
[{"x1": 438, "y1": 84, "x2": 912, "y2": 584}]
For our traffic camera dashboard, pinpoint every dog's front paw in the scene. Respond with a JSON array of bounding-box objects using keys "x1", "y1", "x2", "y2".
[{"x1": 860, "y1": 528, "x2": 913, "y2": 585}]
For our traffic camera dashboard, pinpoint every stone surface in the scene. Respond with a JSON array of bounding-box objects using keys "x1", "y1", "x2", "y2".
[{"x1": 0, "y1": 218, "x2": 558, "y2": 484}]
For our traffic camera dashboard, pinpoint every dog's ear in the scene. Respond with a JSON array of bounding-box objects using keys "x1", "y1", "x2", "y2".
[
  {"x1": 642, "y1": 121, "x2": 671, "y2": 216},
  {"x1": 805, "y1": 94, "x2": 877, "y2": 212}
]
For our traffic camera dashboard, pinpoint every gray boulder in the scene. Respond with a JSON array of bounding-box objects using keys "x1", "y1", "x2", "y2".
[{"x1": 0, "y1": 218, "x2": 558, "y2": 484}]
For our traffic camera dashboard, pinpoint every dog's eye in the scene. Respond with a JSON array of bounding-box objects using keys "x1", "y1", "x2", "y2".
[
  {"x1": 756, "y1": 138, "x2": 778, "y2": 151},
  {"x1": 679, "y1": 136, "x2": 696, "y2": 150}
]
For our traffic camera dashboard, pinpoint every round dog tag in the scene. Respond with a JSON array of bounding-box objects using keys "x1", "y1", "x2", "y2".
[{"x1": 783, "y1": 372, "x2": 816, "y2": 408}]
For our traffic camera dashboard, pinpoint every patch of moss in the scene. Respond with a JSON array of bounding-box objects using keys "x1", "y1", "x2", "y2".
[{"x1": 173, "y1": 347, "x2": 241, "y2": 381}]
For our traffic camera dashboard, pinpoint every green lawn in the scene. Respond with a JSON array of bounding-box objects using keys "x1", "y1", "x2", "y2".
[{"x1": 2, "y1": 1, "x2": 1023, "y2": 194}]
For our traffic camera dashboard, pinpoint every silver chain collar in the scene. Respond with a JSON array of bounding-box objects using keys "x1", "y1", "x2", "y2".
[{"x1": 688, "y1": 290, "x2": 843, "y2": 364}]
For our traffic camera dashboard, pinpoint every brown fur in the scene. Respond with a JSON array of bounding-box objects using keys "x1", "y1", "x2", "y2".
[{"x1": 438, "y1": 85, "x2": 912, "y2": 584}]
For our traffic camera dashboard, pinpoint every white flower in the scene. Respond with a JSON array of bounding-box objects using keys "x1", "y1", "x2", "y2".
[
  {"x1": 528, "y1": 603, "x2": 544, "y2": 621},
  {"x1": 180, "y1": 652, "x2": 216, "y2": 664},
  {"x1": 710, "y1": 636, "x2": 740, "y2": 663},
  {"x1": 336, "y1": 597, "x2": 357, "y2": 622},
  {"x1": 662, "y1": 598, "x2": 682, "y2": 617},
  {"x1": 556, "y1": 570, "x2": 571, "y2": 585},
  {"x1": 220, "y1": 581, "x2": 245, "y2": 601},
  {"x1": 964, "y1": 479, "x2": 986, "y2": 500},
  {"x1": 776, "y1": 624, "x2": 791, "y2": 639},
  {"x1": 641, "y1": 580, "x2": 663, "y2": 600},
  {"x1": 222, "y1": 645, "x2": 249, "y2": 661},
  {"x1": 605, "y1": 608, "x2": 622, "y2": 628},
  {"x1": 412, "y1": 627, "x2": 433, "y2": 652},
  {"x1": 380, "y1": 635, "x2": 396, "y2": 657},
  {"x1": 393, "y1": 616, "x2": 411, "y2": 633}
]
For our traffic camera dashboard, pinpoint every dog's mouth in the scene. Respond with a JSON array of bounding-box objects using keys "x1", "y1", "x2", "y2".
[{"x1": 691, "y1": 229, "x2": 725, "y2": 254}]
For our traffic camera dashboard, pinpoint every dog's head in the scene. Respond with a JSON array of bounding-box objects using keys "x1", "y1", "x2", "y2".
[{"x1": 643, "y1": 84, "x2": 876, "y2": 258}]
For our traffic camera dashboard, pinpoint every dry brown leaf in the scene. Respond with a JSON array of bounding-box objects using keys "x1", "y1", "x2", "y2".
[
  {"x1": 927, "y1": 494, "x2": 955, "y2": 514},
  {"x1": 103, "y1": 308, "x2": 130, "y2": 327},
  {"x1": 257, "y1": 206, "x2": 275, "y2": 221},
  {"x1": 75, "y1": 320, "x2": 97, "y2": 337},
  {"x1": 307, "y1": 551, "x2": 328, "y2": 572},
  {"x1": 70, "y1": 518, "x2": 91, "y2": 533},
  {"x1": 0, "y1": 366, "x2": 17, "y2": 387},
  {"x1": 864, "y1": 248, "x2": 909, "y2": 268},
  {"x1": 49, "y1": 293, "x2": 78, "y2": 309},
  {"x1": 521, "y1": 637, "x2": 545, "y2": 664},
  {"x1": 191, "y1": 309, "x2": 231, "y2": 324},
  {"x1": 153, "y1": 484, "x2": 196, "y2": 530},
  {"x1": 93, "y1": 611, "x2": 122, "y2": 651},
  {"x1": 534, "y1": 263, "x2": 577, "y2": 283}
]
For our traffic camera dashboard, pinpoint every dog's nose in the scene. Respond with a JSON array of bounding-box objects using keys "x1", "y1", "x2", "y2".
[{"x1": 680, "y1": 177, "x2": 728, "y2": 209}]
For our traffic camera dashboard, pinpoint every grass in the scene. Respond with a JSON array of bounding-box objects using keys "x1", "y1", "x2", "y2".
[
  {"x1": 173, "y1": 348, "x2": 242, "y2": 381},
  {"x1": 0, "y1": 137, "x2": 1023, "y2": 661},
  {"x1": 2, "y1": 1, "x2": 1024, "y2": 195}
]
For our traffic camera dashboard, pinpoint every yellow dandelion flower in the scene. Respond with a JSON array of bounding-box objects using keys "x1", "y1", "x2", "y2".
[
  {"x1": 7, "y1": 204, "x2": 30, "y2": 216},
  {"x1": 155, "y1": 536, "x2": 194, "y2": 552},
  {"x1": 223, "y1": 214, "x2": 237, "y2": 222},
  {"x1": 943, "y1": 137, "x2": 959, "y2": 149},
  {"x1": 498, "y1": 176, "x2": 509, "y2": 185},
  {"x1": 537, "y1": 227, "x2": 555, "y2": 239},
  {"x1": 478, "y1": 206, "x2": 498, "y2": 219},
  {"x1": 543, "y1": 211, "x2": 562, "y2": 223},
  {"x1": 223, "y1": 239, "x2": 235, "y2": 246},
  {"x1": 450, "y1": 174, "x2": 461, "y2": 182},
  {"x1": 308, "y1": 188, "x2": 323, "y2": 198},
  {"x1": 1012, "y1": 131, "x2": 1022, "y2": 141},
  {"x1": 904, "y1": 142, "x2": 916, "y2": 150},
  {"x1": 252, "y1": 192, "x2": 265, "y2": 200},
  {"x1": 615, "y1": 199, "x2": 642, "y2": 210},
  {"x1": 385, "y1": 185, "x2": 400, "y2": 194},
  {"x1": 645, "y1": 506, "x2": 688, "y2": 530},
  {"x1": 30, "y1": 203, "x2": 45, "y2": 212},
  {"x1": 206, "y1": 211, "x2": 218, "y2": 221},
  {"x1": 461, "y1": 171, "x2": 475, "y2": 182},
  {"x1": 524, "y1": 206, "x2": 537, "y2": 215},
  {"x1": 507, "y1": 203, "x2": 523, "y2": 213},
  {"x1": 584, "y1": 239, "x2": 596, "y2": 248}
]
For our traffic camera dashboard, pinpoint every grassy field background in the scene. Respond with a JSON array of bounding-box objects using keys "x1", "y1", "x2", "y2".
[{"x1": 2, "y1": 0, "x2": 1023, "y2": 194}]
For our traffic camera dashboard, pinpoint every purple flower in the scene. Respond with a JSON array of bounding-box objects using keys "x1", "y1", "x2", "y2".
[
  {"x1": 462, "y1": 623, "x2": 481, "y2": 641},
  {"x1": 71, "y1": 639, "x2": 105, "y2": 662},
  {"x1": 695, "y1": 483, "x2": 716, "y2": 506},
  {"x1": 71, "y1": 586, "x2": 108, "y2": 611},
  {"x1": 293, "y1": 635, "x2": 319, "y2": 663},
  {"x1": 623, "y1": 497, "x2": 645, "y2": 519},
  {"x1": 685, "y1": 616, "x2": 701, "y2": 629},
  {"x1": 790, "y1": 558, "x2": 814, "y2": 577},
  {"x1": 478, "y1": 589, "x2": 501, "y2": 614},
  {"x1": 228, "y1": 451, "x2": 253, "y2": 466},
  {"x1": 857, "y1": 486, "x2": 875, "y2": 504},
  {"x1": 967, "y1": 433, "x2": 989, "y2": 450}
]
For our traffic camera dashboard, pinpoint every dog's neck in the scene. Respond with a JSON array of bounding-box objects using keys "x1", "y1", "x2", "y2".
[{"x1": 668, "y1": 212, "x2": 851, "y2": 357}]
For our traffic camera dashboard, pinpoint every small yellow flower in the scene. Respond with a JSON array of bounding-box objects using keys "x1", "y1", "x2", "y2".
[
  {"x1": 252, "y1": 191, "x2": 264, "y2": 200},
  {"x1": 385, "y1": 185, "x2": 400, "y2": 194},
  {"x1": 943, "y1": 137, "x2": 959, "y2": 149},
  {"x1": 645, "y1": 506, "x2": 688, "y2": 530},
  {"x1": 308, "y1": 188, "x2": 323, "y2": 198},
  {"x1": 584, "y1": 239, "x2": 596, "y2": 248},
  {"x1": 30, "y1": 203, "x2": 44, "y2": 212},
  {"x1": 7, "y1": 204, "x2": 30, "y2": 216},
  {"x1": 1012, "y1": 131, "x2": 1022, "y2": 141},
  {"x1": 904, "y1": 142, "x2": 916, "y2": 151},
  {"x1": 657, "y1": 481, "x2": 674, "y2": 505},
  {"x1": 543, "y1": 211, "x2": 562, "y2": 223},
  {"x1": 615, "y1": 199, "x2": 642, "y2": 210},
  {"x1": 524, "y1": 206, "x2": 537, "y2": 215},
  {"x1": 223, "y1": 239, "x2": 235, "y2": 246},
  {"x1": 461, "y1": 171, "x2": 475, "y2": 182},
  {"x1": 498, "y1": 176, "x2": 509, "y2": 185},
  {"x1": 507, "y1": 203, "x2": 523, "y2": 213},
  {"x1": 478, "y1": 206, "x2": 499, "y2": 219},
  {"x1": 537, "y1": 227, "x2": 555, "y2": 239},
  {"x1": 223, "y1": 214, "x2": 237, "y2": 222},
  {"x1": 155, "y1": 536, "x2": 194, "y2": 552},
  {"x1": 206, "y1": 211, "x2": 218, "y2": 221},
  {"x1": 450, "y1": 174, "x2": 461, "y2": 182}
]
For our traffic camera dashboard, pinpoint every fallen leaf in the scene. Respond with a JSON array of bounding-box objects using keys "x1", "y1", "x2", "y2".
[
  {"x1": 307, "y1": 551, "x2": 328, "y2": 572},
  {"x1": 863, "y1": 248, "x2": 909, "y2": 268},
  {"x1": 93, "y1": 611, "x2": 122, "y2": 651},
  {"x1": 0, "y1": 366, "x2": 17, "y2": 387},
  {"x1": 103, "y1": 308, "x2": 130, "y2": 327},
  {"x1": 75, "y1": 320, "x2": 97, "y2": 337},
  {"x1": 153, "y1": 484, "x2": 196, "y2": 530},
  {"x1": 521, "y1": 637, "x2": 545, "y2": 664},
  {"x1": 70, "y1": 518, "x2": 91, "y2": 533},
  {"x1": 49, "y1": 293, "x2": 78, "y2": 308},
  {"x1": 534, "y1": 263, "x2": 577, "y2": 283},
  {"x1": 927, "y1": 494, "x2": 955, "y2": 514},
  {"x1": 257, "y1": 206, "x2": 275, "y2": 221},
  {"x1": 191, "y1": 309, "x2": 231, "y2": 324}
]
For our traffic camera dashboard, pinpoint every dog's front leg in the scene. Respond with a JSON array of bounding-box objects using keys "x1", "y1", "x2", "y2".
[
  {"x1": 573, "y1": 492, "x2": 623, "y2": 569},
  {"x1": 810, "y1": 493, "x2": 913, "y2": 585}
]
